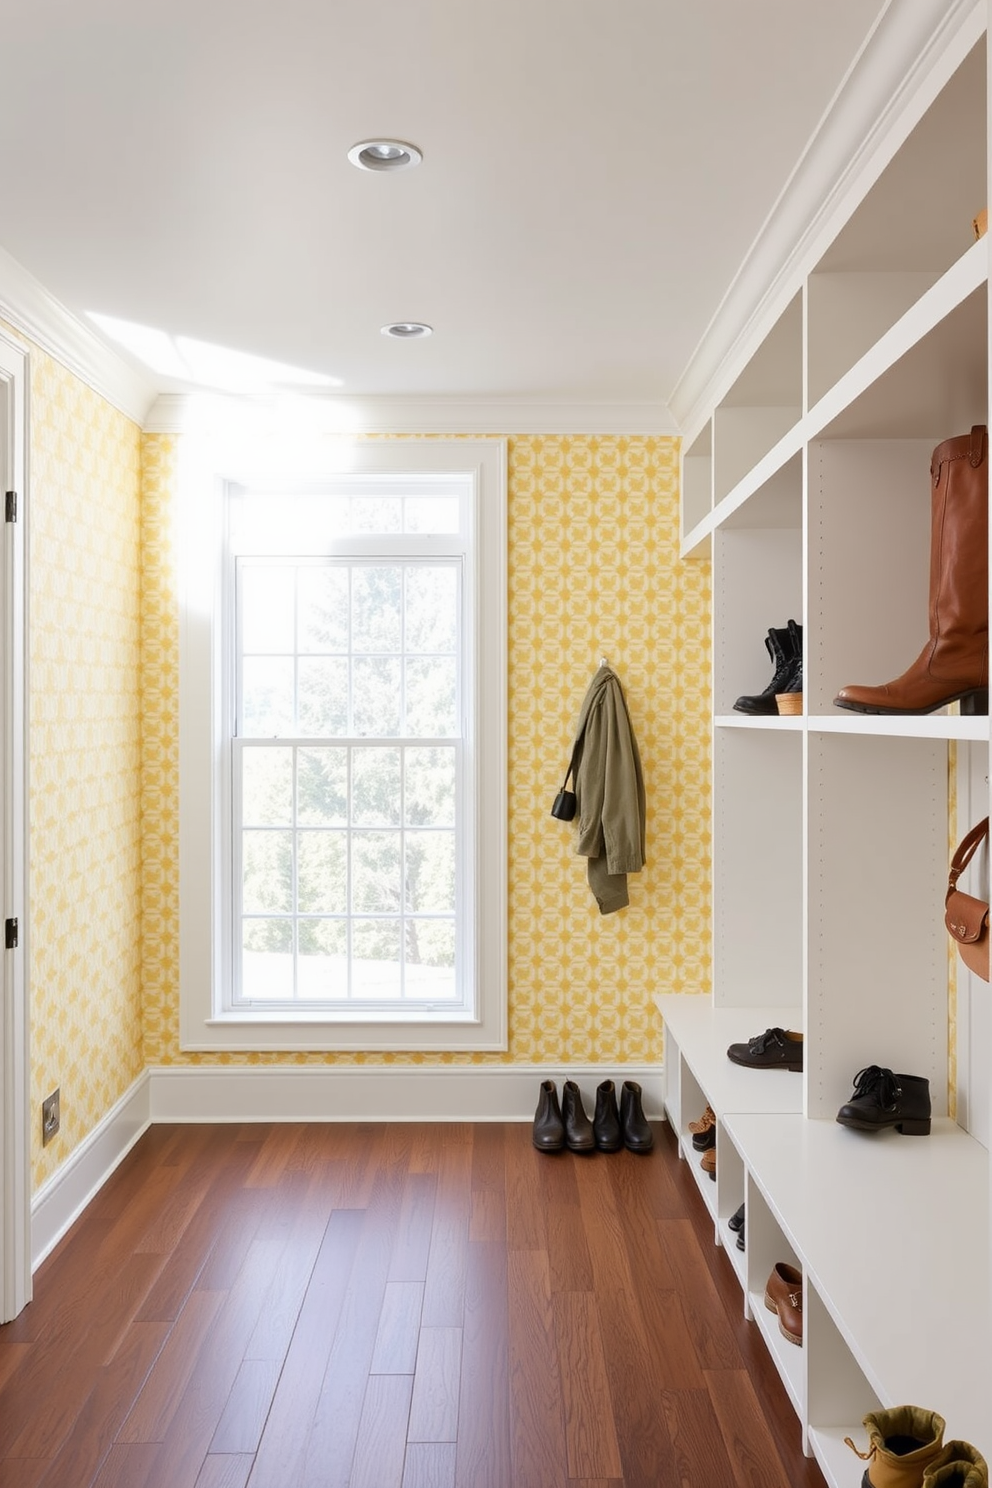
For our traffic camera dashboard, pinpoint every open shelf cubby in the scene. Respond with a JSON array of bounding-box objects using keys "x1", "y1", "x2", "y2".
[{"x1": 666, "y1": 9, "x2": 991, "y2": 1478}]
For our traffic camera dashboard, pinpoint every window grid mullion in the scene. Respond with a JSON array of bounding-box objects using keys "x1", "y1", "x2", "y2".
[
  {"x1": 292, "y1": 740, "x2": 299, "y2": 1001},
  {"x1": 400, "y1": 571, "x2": 408, "y2": 1002},
  {"x1": 346, "y1": 744, "x2": 353, "y2": 1000},
  {"x1": 400, "y1": 742, "x2": 407, "y2": 1002},
  {"x1": 235, "y1": 551, "x2": 464, "y2": 1012}
]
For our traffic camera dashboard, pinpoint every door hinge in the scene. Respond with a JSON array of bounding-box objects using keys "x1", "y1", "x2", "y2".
[
  {"x1": 5, "y1": 490, "x2": 16, "y2": 523},
  {"x1": 5, "y1": 917, "x2": 17, "y2": 949}
]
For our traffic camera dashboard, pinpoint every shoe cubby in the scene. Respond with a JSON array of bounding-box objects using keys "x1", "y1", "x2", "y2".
[
  {"x1": 657, "y1": 996, "x2": 803, "y2": 1245},
  {"x1": 953, "y1": 739, "x2": 991, "y2": 1146},
  {"x1": 806, "y1": 731, "x2": 950, "y2": 1119},
  {"x1": 713, "y1": 479, "x2": 802, "y2": 719},
  {"x1": 737, "y1": 1155, "x2": 805, "y2": 1421},
  {"x1": 724, "y1": 1111, "x2": 989, "y2": 1479},
  {"x1": 716, "y1": 1139, "x2": 746, "y2": 1289},
  {"x1": 666, "y1": 7, "x2": 991, "y2": 1478},
  {"x1": 807, "y1": 38, "x2": 986, "y2": 411},
  {"x1": 713, "y1": 727, "x2": 803, "y2": 1007},
  {"x1": 805, "y1": 1287, "x2": 882, "y2": 1484},
  {"x1": 807, "y1": 437, "x2": 952, "y2": 718},
  {"x1": 712, "y1": 293, "x2": 803, "y2": 507},
  {"x1": 681, "y1": 422, "x2": 713, "y2": 542}
]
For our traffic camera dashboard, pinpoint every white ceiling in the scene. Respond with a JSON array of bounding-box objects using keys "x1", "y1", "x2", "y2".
[{"x1": 0, "y1": 0, "x2": 888, "y2": 414}]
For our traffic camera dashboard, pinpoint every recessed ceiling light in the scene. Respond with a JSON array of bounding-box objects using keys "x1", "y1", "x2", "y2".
[
  {"x1": 381, "y1": 322, "x2": 433, "y2": 339},
  {"x1": 348, "y1": 139, "x2": 422, "y2": 172}
]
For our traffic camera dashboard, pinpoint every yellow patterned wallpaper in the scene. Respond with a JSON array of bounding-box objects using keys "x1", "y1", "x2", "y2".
[
  {"x1": 140, "y1": 432, "x2": 713, "y2": 1068},
  {"x1": 28, "y1": 346, "x2": 144, "y2": 1189}
]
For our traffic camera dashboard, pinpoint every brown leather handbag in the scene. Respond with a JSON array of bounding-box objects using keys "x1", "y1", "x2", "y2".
[{"x1": 945, "y1": 817, "x2": 990, "y2": 980}]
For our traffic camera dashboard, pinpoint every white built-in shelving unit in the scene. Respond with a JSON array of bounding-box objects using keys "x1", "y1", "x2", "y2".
[{"x1": 659, "y1": 6, "x2": 992, "y2": 1479}]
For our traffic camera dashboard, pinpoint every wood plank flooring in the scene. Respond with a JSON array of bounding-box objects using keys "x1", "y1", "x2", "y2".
[{"x1": 0, "y1": 1121, "x2": 826, "y2": 1488}]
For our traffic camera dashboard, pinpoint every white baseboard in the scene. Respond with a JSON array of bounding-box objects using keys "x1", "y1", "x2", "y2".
[
  {"x1": 31, "y1": 1070, "x2": 152, "y2": 1271},
  {"x1": 149, "y1": 1062, "x2": 665, "y2": 1125},
  {"x1": 31, "y1": 1063, "x2": 664, "y2": 1273}
]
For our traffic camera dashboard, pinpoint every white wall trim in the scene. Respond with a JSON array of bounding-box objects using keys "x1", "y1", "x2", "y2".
[
  {"x1": 148, "y1": 1063, "x2": 665, "y2": 1125},
  {"x1": 0, "y1": 245, "x2": 156, "y2": 428},
  {"x1": 143, "y1": 392, "x2": 678, "y2": 438},
  {"x1": 31, "y1": 1071, "x2": 151, "y2": 1272},
  {"x1": 669, "y1": 0, "x2": 985, "y2": 445},
  {"x1": 30, "y1": 1063, "x2": 664, "y2": 1270},
  {"x1": 0, "y1": 332, "x2": 30, "y2": 1323}
]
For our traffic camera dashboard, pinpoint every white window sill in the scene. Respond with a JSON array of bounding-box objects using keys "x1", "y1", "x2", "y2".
[{"x1": 181, "y1": 1006, "x2": 504, "y2": 1053}]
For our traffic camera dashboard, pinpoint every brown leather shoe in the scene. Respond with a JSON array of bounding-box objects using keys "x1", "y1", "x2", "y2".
[
  {"x1": 699, "y1": 1147, "x2": 716, "y2": 1180},
  {"x1": 764, "y1": 1262, "x2": 803, "y2": 1345}
]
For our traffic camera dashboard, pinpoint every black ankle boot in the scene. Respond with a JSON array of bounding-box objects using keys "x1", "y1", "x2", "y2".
[
  {"x1": 734, "y1": 620, "x2": 803, "y2": 715},
  {"x1": 532, "y1": 1080, "x2": 565, "y2": 1151},
  {"x1": 593, "y1": 1080, "x2": 623, "y2": 1151},
  {"x1": 561, "y1": 1081, "x2": 596, "y2": 1152},
  {"x1": 836, "y1": 1066, "x2": 931, "y2": 1135},
  {"x1": 620, "y1": 1081, "x2": 654, "y2": 1152}
]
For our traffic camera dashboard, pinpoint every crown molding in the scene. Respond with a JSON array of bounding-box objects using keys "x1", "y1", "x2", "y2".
[
  {"x1": 143, "y1": 391, "x2": 677, "y2": 437},
  {"x1": 0, "y1": 245, "x2": 157, "y2": 427},
  {"x1": 669, "y1": 0, "x2": 986, "y2": 445}
]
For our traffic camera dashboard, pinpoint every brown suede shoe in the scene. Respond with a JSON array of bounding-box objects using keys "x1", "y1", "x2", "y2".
[
  {"x1": 764, "y1": 1262, "x2": 803, "y2": 1345},
  {"x1": 689, "y1": 1104, "x2": 716, "y2": 1150},
  {"x1": 925, "y1": 1442, "x2": 988, "y2": 1488},
  {"x1": 846, "y1": 1407, "x2": 948, "y2": 1488}
]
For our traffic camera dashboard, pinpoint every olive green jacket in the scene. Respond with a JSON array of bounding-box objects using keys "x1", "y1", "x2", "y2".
[{"x1": 571, "y1": 665, "x2": 646, "y2": 914}]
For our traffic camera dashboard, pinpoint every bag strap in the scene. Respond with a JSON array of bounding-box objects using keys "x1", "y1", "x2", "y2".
[{"x1": 948, "y1": 817, "x2": 990, "y2": 891}]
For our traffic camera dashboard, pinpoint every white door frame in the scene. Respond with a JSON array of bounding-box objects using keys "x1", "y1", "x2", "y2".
[{"x1": 0, "y1": 331, "x2": 30, "y2": 1323}]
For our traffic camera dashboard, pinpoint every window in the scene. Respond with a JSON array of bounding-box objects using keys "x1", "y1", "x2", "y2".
[{"x1": 179, "y1": 438, "x2": 507, "y2": 1051}]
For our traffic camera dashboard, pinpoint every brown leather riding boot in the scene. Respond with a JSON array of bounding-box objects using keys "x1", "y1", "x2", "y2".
[
  {"x1": 834, "y1": 426, "x2": 988, "y2": 715},
  {"x1": 847, "y1": 1406, "x2": 948, "y2": 1488}
]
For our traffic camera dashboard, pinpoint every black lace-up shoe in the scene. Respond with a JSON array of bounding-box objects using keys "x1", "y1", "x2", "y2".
[
  {"x1": 726, "y1": 1027, "x2": 803, "y2": 1071},
  {"x1": 835, "y1": 1065, "x2": 931, "y2": 1135}
]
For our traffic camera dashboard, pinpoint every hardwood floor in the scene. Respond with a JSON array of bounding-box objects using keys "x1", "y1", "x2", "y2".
[{"x1": 0, "y1": 1121, "x2": 826, "y2": 1488}]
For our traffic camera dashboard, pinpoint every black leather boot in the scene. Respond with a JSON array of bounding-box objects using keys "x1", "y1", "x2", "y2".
[
  {"x1": 561, "y1": 1081, "x2": 596, "y2": 1152},
  {"x1": 593, "y1": 1080, "x2": 623, "y2": 1151},
  {"x1": 776, "y1": 617, "x2": 803, "y2": 712},
  {"x1": 532, "y1": 1080, "x2": 565, "y2": 1151},
  {"x1": 835, "y1": 1065, "x2": 931, "y2": 1135},
  {"x1": 619, "y1": 1080, "x2": 654, "y2": 1152},
  {"x1": 733, "y1": 621, "x2": 802, "y2": 715}
]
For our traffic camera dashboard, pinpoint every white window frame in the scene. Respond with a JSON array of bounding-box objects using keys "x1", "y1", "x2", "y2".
[{"x1": 178, "y1": 437, "x2": 507, "y2": 1051}]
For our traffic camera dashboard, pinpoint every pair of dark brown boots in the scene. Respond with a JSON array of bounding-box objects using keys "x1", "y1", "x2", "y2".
[
  {"x1": 847, "y1": 1406, "x2": 987, "y2": 1488},
  {"x1": 532, "y1": 1079, "x2": 654, "y2": 1154}
]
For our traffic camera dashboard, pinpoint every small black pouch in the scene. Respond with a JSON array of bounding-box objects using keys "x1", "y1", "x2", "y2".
[
  {"x1": 551, "y1": 788, "x2": 577, "y2": 821},
  {"x1": 551, "y1": 759, "x2": 577, "y2": 820}
]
